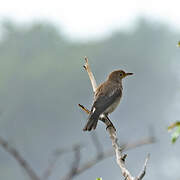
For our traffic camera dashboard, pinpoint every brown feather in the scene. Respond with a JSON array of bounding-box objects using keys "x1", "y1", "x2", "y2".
[{"x1": 83, "y1": 70, "x2": 133, "y2": 131}]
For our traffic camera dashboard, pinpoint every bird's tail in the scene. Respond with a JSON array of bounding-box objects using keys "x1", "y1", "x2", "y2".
[{"x1": 83, "y1": 110, "x2": 100, "y2": 131}]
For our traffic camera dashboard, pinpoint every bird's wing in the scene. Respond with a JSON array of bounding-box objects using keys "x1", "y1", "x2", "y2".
[{"x1": 91, "y1": 82, "x2": 122, "y2": 114}]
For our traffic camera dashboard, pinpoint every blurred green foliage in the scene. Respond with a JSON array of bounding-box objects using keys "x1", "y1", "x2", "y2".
[{"x1": 168, "y1": 122, "x2": 180, "y2": 143}]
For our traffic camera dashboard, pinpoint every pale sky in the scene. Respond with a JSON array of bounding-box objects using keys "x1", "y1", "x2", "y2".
[{"x1": 0, "y1": 0, "x2": 180, "y2": 40}]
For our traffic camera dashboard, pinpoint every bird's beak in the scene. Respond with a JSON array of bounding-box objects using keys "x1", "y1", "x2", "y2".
[{"x1": 125, "y1": 72, "x2": 134, "y2": 76}]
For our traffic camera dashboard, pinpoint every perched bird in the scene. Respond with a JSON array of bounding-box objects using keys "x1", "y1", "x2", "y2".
[{"x1": 83, "y1": 70, "x2": 133, "y2": 131}]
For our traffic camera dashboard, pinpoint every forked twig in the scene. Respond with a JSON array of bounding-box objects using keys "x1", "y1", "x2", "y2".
[{"x1": 61, "y1": 145, "x2": 81, "y2": 180}]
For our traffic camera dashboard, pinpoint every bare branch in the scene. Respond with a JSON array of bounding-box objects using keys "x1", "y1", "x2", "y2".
[
  {"x1": 80, "y1": 57, "x2": 150, "y2": 180},
  {"x1": 135, "y1": 154, "x2": 150, "y2": 180},
  {"x1": 90, "y1": 132, "x2": 104, "y2": 158},
  {"x1": 61, "y1": 145, "x2": 81, "y2": 180},
  {"x1": 121, "y1": 137, "x2": 155, "y2": 152},
  {"x1": 42, "y1": 148, "x2": 68, "y2": 180},
  {"x1": 77, "y1": 105, "x2": 154, "y2": 179},
  {"x1": 0, "y1": 136, "x2": 40, "y2": 180},
  {"x1": 42, "y1": 144, "x2": 84, "y2": 180},
  {"x1": 107, "y1": 125, "x2": 134, "y2": 180},
  {"x1": 74, "y1": 137, "x2": 154, "y2": 176},
  {"x1": 42, "y1": 156, "x2": 59, "y2": 180},
  {"x1": 83, "y1": 57, "x2": 97, "y2": 93}
]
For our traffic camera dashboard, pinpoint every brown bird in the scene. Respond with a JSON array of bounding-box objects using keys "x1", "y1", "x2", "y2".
[{"x1": 83, "y1": 70, "x2": 133, "y2": 131}]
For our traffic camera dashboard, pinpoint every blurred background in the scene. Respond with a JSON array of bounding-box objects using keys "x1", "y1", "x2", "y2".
[{"x1": 0, "y1": 0, "x2": 180, "y2": 180}]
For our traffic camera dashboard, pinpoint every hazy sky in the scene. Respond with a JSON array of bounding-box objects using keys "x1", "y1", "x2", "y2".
[{"x1": 0, "y1": 0, "x2": 180, "y2": 40}]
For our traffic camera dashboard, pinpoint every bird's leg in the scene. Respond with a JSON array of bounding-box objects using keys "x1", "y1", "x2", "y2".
[{"x1": 105, "y1": 116, "x2": 116, "y2": 132}]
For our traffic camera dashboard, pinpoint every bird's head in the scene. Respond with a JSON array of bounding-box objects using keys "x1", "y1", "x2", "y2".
[{"x1": 108, "y1": 70, "x2": 133, "y2": 82}]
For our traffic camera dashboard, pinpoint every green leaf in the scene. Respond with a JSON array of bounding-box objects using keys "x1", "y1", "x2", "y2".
[
  {"x1": 177, "y1": 41, "x2": 180, "y2": 47},
  {"x1": 168, "y1": 121, "x2": 180, "y2": 143},
  {"x1": 96, "y1": 178, "x2": 102, "y2": 180},
  {"x1": 171, "y1": 126, "x2": 180, "y2": 144},
  {"x1": 168, "y1": 121, "x2": 180, "y2": 131}
]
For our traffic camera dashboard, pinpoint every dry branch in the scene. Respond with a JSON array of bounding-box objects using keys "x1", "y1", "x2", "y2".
[
  {"x1": 0, "y1": 136, "x2": 40, "y2": 180},
  {"x1": 83, "y1": 57, "x2": 97, "y2": 93},
  {"x1": 61, "y1": 145, "x2": 81, "y2": 180},
  {"x1": 75, "y1": 137, "x2": 153, "y2": 177},
  {"x1": 42, "y1": 148, "x2": 70, "y2": 180},
  {"x1": 79, "y1": 57, "x2": 150, "y2": 180},
  {"x1": 42, "y1": 156, "x2": 59, "y2": 180},
  {"x1": 90, "y1": 132, "x2": 104, "y2": 158},
  {"x1": 60, "y1": 136, "x2": 154, "y2": 180},
  {"x1": 42, "y1": 145, "x2": 82, "y2": 180}
]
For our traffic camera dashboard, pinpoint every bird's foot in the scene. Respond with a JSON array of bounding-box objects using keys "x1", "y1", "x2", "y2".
[{"x1": 106, "y1": 123, "x2": 116, "y2": 131}]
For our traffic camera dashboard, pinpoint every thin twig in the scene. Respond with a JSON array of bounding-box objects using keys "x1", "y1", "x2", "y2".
[
  {"x1": 42, "y1": 149, "x2": 68, "y2": 180},
  {"x1": 61, "y1": 145, "x2": 81, "y2": 180},
  {"x1": 83, "y1": 57, "x2": 97, "y2": 93},
  {"x1": 90, "y1": 132, "x2": 104, "y2": 158},
  {"x1": 0, "y1": 136, "x2": 40, "y2": 180},
  {"x1": 42, "y1": 156, "x2": 59, "y2": 180},
  {"x1": 135, "y1": 154, "x2": 150, "y2": 180},
  {"x1": 107, "y1": 124, "x2": 134, "y2": 180}
]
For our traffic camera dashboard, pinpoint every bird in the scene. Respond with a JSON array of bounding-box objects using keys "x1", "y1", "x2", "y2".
[{"x1": 83, "y1": 70, "x2": 133, "y2": 131}]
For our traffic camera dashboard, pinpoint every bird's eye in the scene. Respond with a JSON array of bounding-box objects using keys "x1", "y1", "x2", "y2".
[{"x1": 120, "y1": 73, "x2": 123, "y2": 76}]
